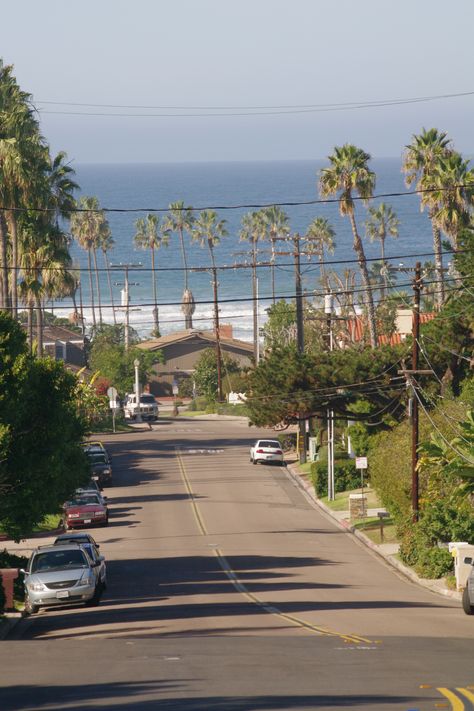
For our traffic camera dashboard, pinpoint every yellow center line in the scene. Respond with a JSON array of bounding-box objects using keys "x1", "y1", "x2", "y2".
[
  {"x1": 437, "y1": 688, "x2": 466, "y2": 711},
  {"x1": 458, "y1": 688, "x2": 474, "y2": 703},
  {"x1": 175, "y1": 447, "x2": 374, "y2": 645}
]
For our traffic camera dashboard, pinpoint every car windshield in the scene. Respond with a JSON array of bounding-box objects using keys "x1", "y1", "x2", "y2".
[
  {"x1": 258, "y1": 441, "x2": 280, "y2": 449},
  {"x1": 88, "y1": 454, "x2": 107, "y2": 465},
  {"x1": 140, "y1": 395, "x2": 155, "y2": 403},
  {"x1": 66, "y1": 496, "x2": 100, "y2": 507},
  {"x1": 31, "y1": 549, "x2": 89, "y2": 573}
]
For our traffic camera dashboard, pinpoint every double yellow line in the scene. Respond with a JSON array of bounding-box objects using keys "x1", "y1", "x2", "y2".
[
  {"x1": 175, "y1": 447, "x2": 374, "y2": 645},
  {"x1": 436, "y1": 687, "x2": 474, "y2": 710}
]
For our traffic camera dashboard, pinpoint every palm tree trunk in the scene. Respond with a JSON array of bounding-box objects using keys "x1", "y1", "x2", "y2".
[
  {"x1": 0, "y1": 212, "x2": 9, "y2": 310},
  {"x1": 429, "y1": 214, "x2": 445, "y2": 307},
  {"x1": 87, "y1": 249, "x2": 96, "y2": 327},
  {"x1": 151, "y1": 246, "x2": 159, "y2": 336},
  {"x1": 270, "y1": 237, "x2": 276, "y2": 304},
  {"x1": 252, "y1": 240, "x2": 258, "y2": 362},
  {"x1": 380, "y1": 237, "x2": 386, "y2": 301},
  {"x1": 103, "y1": 250, "x2": 117, "y2": 325},
  {"x1": 35, "y1": 293, "x2": 43, "y2": 356},
  {"x1": 6, "y1": 211, "x2": 18, "y2": 317},
  {"x1": 92, "y1": 247, "x2": 103, "y2": 323},
  {"x1": 179, "y1": 227, "x2": 189, "y2": 291},
  {"x1": 349, "y1": 213, "x2": 377, "y2": 348},
  {"x1": 27, "y1": 302, "x2": 33, "y2": 352}
]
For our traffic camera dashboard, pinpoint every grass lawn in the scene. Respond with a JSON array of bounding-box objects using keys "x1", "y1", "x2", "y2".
[
  {"x1": 321, "y1": 487, "x2": 381, "y2": 512},
  {"x1": 352, "y1": 517, "x2": 398, "y2": 545},
  {"x1": 178, "y1": 410, "x2": 207, "y2": 417}
]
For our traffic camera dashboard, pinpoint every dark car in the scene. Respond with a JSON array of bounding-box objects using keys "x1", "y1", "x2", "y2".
[
  {"x1": 86, "y1": 451, "x2": 113, "y2": 487},
  {"x1": 63, "y1": 493, "x2": 108, "y2": 530}
]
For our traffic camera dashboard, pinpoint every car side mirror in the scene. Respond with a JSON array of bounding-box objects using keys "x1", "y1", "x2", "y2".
[
  {"x1": 20, "y1": 568, "x2": 28, "y2": 575},
  {"x1": 464, "y1": 556, "x2": 473, "y2": 565}
]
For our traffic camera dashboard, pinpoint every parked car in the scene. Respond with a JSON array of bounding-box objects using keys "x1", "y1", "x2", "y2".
[
  {"x1": 463, "y1": 555, "x2": 474, "y2": 615},
  {"x1": 75, "y1": 486, "x2": 108, "y2": 508},
  {"x1": 250, "y1": 439, "x2": 284, "y2": 465},
  {"x1": 63, "y1": 493, "x2": 109, "y2": 530},
  {"x1": 22, "y1": 543, "x2": 102, "y2": 614},
  {"x1": 86, "y1": 451, "x2": 112, "y2": 486},
  {"x1": 123, "y1": 393, "x2": 159, "y2": 421},
  {"x1": 54, "y1": 533, "x2": 106, "y2": 590}
]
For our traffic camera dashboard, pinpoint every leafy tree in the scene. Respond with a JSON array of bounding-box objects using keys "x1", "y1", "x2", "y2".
[
  {"x1": 193, "y1": 348, "x2": 241, "y2": 403},
  {"x1": 319, "y1": 144, "x2": 378, "y2": 347},
  {"x1": 0, "y1": 313, "x2": 88, "y2": 541},
  {"x1": 262, "y1": 299, "x2": 297, "y2": 350}
]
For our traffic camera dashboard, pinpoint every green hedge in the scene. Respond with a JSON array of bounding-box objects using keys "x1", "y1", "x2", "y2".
[
  {"x1": 310, "y1": 459, "x2": 361, "y2": 498},
  {"x1": 0, "y1": 550, "x2": 28, "y2": 605}
]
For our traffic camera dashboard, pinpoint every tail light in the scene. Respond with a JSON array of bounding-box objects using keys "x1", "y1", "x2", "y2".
[
  {"x1": 256, "y1": 449, "x2": 265, "y2": 453},
  {"x1": 275, "y1": 449, "x2": 283, "y2": 455}
]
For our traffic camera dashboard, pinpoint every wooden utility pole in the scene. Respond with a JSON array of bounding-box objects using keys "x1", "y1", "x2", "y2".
[
  {"x1": 293, "y1": 233, "x2": 306, "y2": 464},
  {"x1": 211, "y1": 265, "x2": 223, "y2": 402},
  {"x1": 411, "y1": 262, "x2": 422, "y2": 522}
]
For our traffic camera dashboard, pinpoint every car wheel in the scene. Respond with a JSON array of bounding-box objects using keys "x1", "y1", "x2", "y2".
[
  {"x1": 252, "y1": 457, "x2": 258, "y2": 465},
  {"x1": 24, "y1": 598, "x2": 39, "y2": 615},
  {"x1": 462, "y1": 586, "x2": 474, "y2": 615},
  {"x1": 85, "y1": 586, "x2": 101, "y2": 607}
]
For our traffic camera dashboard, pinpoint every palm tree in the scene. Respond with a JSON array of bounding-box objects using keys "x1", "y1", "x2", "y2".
[
  {"x1": 262, "y1": 206, "x2": 290, "y2": 303},
  {"x1": 402, "y1": 128, "x2": 453, "y2": 306},
  {"x1": 319, "y1": 144, "x2": 378, "y2": 348},
  {"x1": 192, "y1": 210, "x2": 228, "y2": 400},
  {"x1": 99, "y1": 220, "x2": 116, "y2": 326},
  {"x1": 305, "y1": 217, "x2": 336, "y2": 289},
  {"x1": 240, "y1": 210, "x2": 267, "y2": 361},
  {"x1": 162, "y1": 201, "x2": 195, "y2": 328},
  {"x1": 365, "y1": 203, "x2": 399, "y2": 299},
  {"x1": 133, "y1": 214, "x2": 169, "y2": 336},
  {"x1": 428, "y1": 151, "x2": 474, "y2": 251},
  {"x1": 70, "y1": 196, "x2": 102, "y2": 327}
]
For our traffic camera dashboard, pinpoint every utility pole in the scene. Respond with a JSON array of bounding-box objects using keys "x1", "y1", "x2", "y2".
[
  {"x1": 211, "y1": 265, "x2": 223, "y2": 402},
  {"x1": 252, "y1": 239, "x2": 258, "y2": 363},
  {"x1": 325, "y1": 292, "x2": 335, "y2": 500},
  {"x1": 397, "y1": 262, "x2": 432, "y2": 522},
  {"x1": 411, "y1": 262, "x2": 422, "y2": 522},
  {"x1": 293, "y1": 233, "x2": 306, "y2": 464},
  {"x1": 112, "y1": 263, "x2": 142, "y2": 351}
]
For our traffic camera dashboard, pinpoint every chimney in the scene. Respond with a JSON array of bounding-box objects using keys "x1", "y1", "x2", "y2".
[{"x1": 219, "y1": 324, "x2": 233, "y2": 339}]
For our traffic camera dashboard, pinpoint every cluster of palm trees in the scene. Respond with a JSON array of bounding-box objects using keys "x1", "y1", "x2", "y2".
[{"x1": 0, "y1": 60, "x2": 78, "y2": 353}]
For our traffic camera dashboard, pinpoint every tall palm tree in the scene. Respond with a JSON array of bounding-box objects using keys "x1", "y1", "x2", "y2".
[
  {"x1": 262, "y1": 206, "x2": 290, "y2": 303},
  {"x1": 70, "y1": 196, "x2": 102, "y2": 327},
  {"x1": 402, "y1": 128, "x2": 453, "y2": 306},
  {"x1": 240, "y1": 210, "x2": 267, "y2": 361},
  {"x1": 428, "y1": 151, "x2": 474, "y2": 251},
  {"x1": 192, "y1": 210, "x2": 228, "y2": 400},
  {"x1": 319, "y1": 144, "x2": 378, "y2": 348},
  {"x1": 99, "y1": 219, "x2": 116, "y2": 325},
  {"x1": 162, "y1": 201, "x2": 195, "y2": 328},
  {"x1": 305, "y1": 217, "x2": 336, "y2": 289},
  {"x1": 133, "y1": 214, "x2": 169, "y2": 336},
  {"x1": 365, "y1": 203, "x2": 399, "y2": 299}
]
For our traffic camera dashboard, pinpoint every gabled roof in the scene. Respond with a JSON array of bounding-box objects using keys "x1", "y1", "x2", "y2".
[
  {"x1": 137, "y1": 329, "x2": 253, "y2": 353},
  {"x1": 26, "y1": 325, "x2": 85, "y2": 343}
]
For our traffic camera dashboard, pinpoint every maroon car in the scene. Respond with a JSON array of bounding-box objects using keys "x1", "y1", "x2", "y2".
[{"x1": 63, "y1": 493, "x2": 109, "y2": 530}]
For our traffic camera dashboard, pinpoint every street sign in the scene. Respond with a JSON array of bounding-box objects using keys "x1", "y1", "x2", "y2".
[
  {"x1": 355, "y1": 456, "x2": 368, "y2": 469},
  {"x1": 107, "y1": 387, "x2": 118, "y2": 400}
]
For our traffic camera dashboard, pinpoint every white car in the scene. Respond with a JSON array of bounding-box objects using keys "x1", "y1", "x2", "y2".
[
  {"x1": 250, "y1": 439, "x2": 284, "y2": 466},
  {"x1": 463, "y1": 556, "x2": 474, "y2": 615},
  {"x1": 124, "y1": 393, "x2": 159, "y2": 421}
]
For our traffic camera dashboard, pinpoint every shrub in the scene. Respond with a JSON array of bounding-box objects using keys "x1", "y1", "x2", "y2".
[
  {"x1": 0, "y1": 550, "x2": 28, "y2": 604},
  {"x1": 0, "y1": 574, "x2": 5, "y2": 614},
  {"x1": 415, "y1": 547, "x2": 453, "y2": 579},
  {"x1": 278, "y1": 433, "x2": 297, "y2": 452},
  {"x1": 310, "y1": 459, "x2": 361, "y2": 498}
]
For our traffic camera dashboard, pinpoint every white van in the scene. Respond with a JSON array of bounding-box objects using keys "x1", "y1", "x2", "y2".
[{"x1": 124, "y1": 393, "x2": 159, "y2": 421}]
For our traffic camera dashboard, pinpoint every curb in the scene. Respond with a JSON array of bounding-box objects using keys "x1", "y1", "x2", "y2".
[
  {"x1": 0, "y1": 612, "x2": 22, "y2": 641},
  {"x1": 285, "y1": 462, "x2": 462, "y2": 602}
]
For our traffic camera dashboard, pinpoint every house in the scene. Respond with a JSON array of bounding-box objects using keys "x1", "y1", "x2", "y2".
[
  {"x1": 27, "y1": 325, "x2": 87, "y2": 368},
  {"x1": 136, "y1": 325, "x2": 253, "y2": 396},
  {"x1": 345, "y1": 309, "x2": 436, "y2": 348}
]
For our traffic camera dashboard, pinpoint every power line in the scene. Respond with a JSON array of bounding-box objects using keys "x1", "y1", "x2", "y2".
[
  {"x1": 35, "y1": 89, "x2": 474, "y2": 117},
  {"x1": 2, "y1": 185, "x2": 472, "y2": 214}
]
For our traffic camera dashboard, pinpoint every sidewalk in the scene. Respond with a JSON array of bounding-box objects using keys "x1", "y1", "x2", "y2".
[{"x1": 285, "y1": 459, "x2": 462, "y2": 601}]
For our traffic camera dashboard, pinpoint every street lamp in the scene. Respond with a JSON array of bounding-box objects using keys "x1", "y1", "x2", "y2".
[{"x1": 133, "y1": 358, "x2": 142, "y2": 422}]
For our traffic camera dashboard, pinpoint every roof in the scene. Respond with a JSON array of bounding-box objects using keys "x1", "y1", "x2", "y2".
[
  {"x1": 26, "y1": 325, "x2": 85, "y2": 343},
  {"x1": 137, "y1": 329, "x2": 254, "y2": 353}
]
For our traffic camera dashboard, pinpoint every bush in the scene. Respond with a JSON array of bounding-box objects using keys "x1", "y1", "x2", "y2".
[
  {"x1": 277, "y1": 433, "x2": 297, "y2": 452},
  {"x1": 310, "y1": 459, "x2": 361, "y2": 498},
  {"x1": 415, "y1": 547, "x2": 453, "y2": 579},
  {"x1": 0, "y1": 574, "x2": 5, "y2": 614},
  {"x1": 0, "y1": 550, "x2": 28, "y2": 604}
]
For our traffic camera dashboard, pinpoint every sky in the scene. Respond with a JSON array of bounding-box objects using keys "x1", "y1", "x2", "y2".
[{"x1": 2, "y1": 0, "x2": 474, "y2": 163}]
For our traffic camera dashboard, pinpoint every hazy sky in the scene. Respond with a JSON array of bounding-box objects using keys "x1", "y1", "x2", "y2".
[{"x1": 2, "y1": 0, "x2": 474, "y2": 163}]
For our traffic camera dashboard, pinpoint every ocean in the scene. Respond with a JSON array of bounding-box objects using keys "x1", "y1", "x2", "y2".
[{"x1": 61, "y1": 159, "x2": 436, "y2": 342}]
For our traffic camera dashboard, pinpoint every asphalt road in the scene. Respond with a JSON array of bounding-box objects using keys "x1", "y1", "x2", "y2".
[{"x1": 1, "y1": 416, "x2": 474, "y2": 711}]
